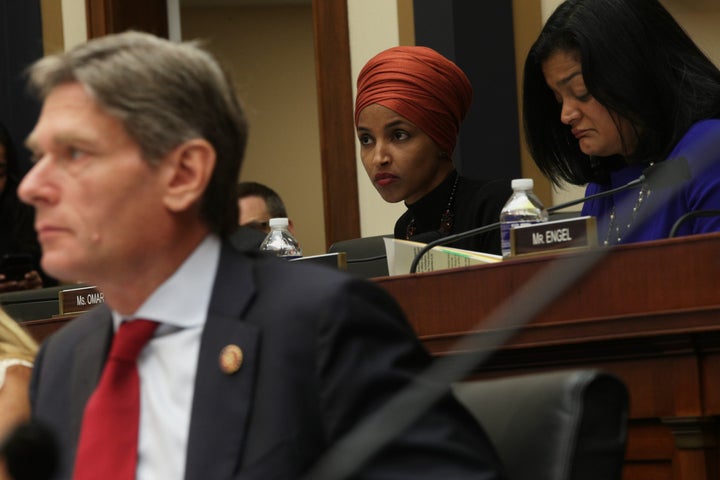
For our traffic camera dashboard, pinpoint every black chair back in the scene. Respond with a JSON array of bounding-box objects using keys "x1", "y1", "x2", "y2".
[
  {"x1": 453, "y1": 369, "x2": 629, "y2": 480},
  {"x1": 327, "y1": 234, "x2": 392, "y2": 279}
]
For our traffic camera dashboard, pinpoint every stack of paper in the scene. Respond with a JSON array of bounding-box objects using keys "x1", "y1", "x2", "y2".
[{"x1": 383, "y1": 238, "x2": 501, "y2": 275}]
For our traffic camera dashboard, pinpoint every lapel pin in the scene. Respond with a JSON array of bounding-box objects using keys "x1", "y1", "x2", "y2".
[{"x1": 219, "y1": 344, "x2": 243, "y2": 375}]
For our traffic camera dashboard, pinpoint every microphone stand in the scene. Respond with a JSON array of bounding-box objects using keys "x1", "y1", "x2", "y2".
[
  {"x1": 669, "y1": 210, "x2": 720, "y2": 238},
  {"x1": 547, "y1": 178, "x2": 642, "y2": 213},
  {"x1": 409, "y1": 222, "x2": 501, "y2": 274}
]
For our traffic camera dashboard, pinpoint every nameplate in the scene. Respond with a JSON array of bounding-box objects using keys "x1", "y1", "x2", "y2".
[
  {"x1": 510, "y1": 216, "x2": 597, "y2": 257},
  {"x1": 59, "y1": 285, "x2": 105, "y2": 315}
]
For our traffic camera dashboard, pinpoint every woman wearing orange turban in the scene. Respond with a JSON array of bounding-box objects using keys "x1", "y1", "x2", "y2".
[{"x1": 355, "y1": 46, "x2": 511, "y2": 253}]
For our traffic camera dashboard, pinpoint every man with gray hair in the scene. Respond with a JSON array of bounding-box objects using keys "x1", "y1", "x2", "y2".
[{"x1": 21, "y1": 31, "x2": 503, "y2": 479}]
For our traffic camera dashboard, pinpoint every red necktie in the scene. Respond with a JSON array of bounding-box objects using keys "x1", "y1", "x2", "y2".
[{"x1": 73, "y1": 319, "x2": 159, "y2": 480}]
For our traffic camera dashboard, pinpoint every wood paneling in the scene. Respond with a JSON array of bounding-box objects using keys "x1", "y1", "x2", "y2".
[
  {"x1": 375, "y1": 232, "x2": 720, "y2": 480},
  {"x1": 311, "y1": 0, "x2": 361, "y2": 248},
  {"x1": 86, "y1": 0, "x2": 168, "y2": 39}
]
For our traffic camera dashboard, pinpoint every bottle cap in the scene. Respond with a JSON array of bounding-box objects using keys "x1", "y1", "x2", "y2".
[
  {"x1": 511, "y1": 178, "x2": 534, "y2": 191},
  {"x1": 269, "y1": 217, "x2": 289, "y2": 227}
]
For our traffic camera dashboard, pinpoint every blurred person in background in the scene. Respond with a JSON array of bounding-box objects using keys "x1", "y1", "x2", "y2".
[
  {"x1": 236, "y1": 181, "x2": 295, "y2": 235},
  {"x1": 0, "y1": 122, "x2": 44, "y2": 292}
]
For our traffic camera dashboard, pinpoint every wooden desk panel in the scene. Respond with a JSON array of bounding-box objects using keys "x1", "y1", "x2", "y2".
[
  {"x1": 374, "y1": 232, "x2": 720, "y2": 480},
  {"x1": 23, "y1": 316, "x2": 73, "y2": 344},
  {"x1": 19, "y1": 233, "x2": 720, "y2": 479}
]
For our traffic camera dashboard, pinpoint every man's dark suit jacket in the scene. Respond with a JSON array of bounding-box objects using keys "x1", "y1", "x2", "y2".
[
  {"x1": 30, "y1": 241, "x2": 504, "y2": 479},
  {"x1": 228, "y1": 225, "x2": 266, "y2": 252}
]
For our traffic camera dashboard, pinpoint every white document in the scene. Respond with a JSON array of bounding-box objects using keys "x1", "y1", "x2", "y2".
[{"x1": 384, "y1": 238, "x2": 501, "y2": 275}]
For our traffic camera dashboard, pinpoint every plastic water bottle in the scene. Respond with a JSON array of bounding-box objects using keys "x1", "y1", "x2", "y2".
[
  {"x1": 500, "y1": 178, "x2": 548, "y2": 257},
  {"x1": 259, "y1": 218, "x2": 303, "y2": 259}
]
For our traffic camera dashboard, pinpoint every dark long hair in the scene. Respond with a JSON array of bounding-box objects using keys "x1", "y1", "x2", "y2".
[{"x1": 523, "y1": 0, "x2": 720, "y2": 186}]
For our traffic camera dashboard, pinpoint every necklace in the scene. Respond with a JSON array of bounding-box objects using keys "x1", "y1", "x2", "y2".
[
  {"x1": 405, "y1": 173, "x2": 459, "y2": 239},
  {"x1": 603, "y1": 184, "x2": 652, "y2": 246}
]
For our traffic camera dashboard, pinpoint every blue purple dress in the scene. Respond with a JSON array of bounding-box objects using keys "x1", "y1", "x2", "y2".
[{"x1": 582, "y1": 119, "x2": 720, "y2": 245}]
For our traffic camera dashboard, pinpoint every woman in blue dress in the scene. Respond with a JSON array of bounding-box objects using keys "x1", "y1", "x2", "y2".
[{"x1": 523, "y1": 0, "x2": 720, "y2": 245}]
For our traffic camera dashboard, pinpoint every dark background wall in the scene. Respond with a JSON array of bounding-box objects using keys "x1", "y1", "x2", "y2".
[
  {"x1": 414, "y1": 0, "x2": 521, "y2": 181},
  {"x1": 0, "y1": 0, "x2": 44, "y2": 172}
]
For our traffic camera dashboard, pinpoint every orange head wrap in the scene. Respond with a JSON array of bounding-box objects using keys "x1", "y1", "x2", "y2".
[{"x1": 354, "y1": 46, "x2": 472, "y2": 155}]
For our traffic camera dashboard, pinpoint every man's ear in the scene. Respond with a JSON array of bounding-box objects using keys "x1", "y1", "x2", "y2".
[{"x1": 162, "y1": 139, "x2": 216, "y2": 213}]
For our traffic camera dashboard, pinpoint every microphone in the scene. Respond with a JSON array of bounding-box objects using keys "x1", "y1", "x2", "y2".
[
  {"x1": 643, "y1": 156, "x2": 691, "y2": 189},
  {"x1": 547, "y1": 156, "x2": 691, "y2": 213},
  {"x1": 1, "y1": 420, "x2": 59, "y2": 480}
]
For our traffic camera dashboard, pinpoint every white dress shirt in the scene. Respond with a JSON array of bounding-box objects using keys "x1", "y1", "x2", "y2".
[{"x1": 111, "y1": 235, "x2": 220, "y2": 480}]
